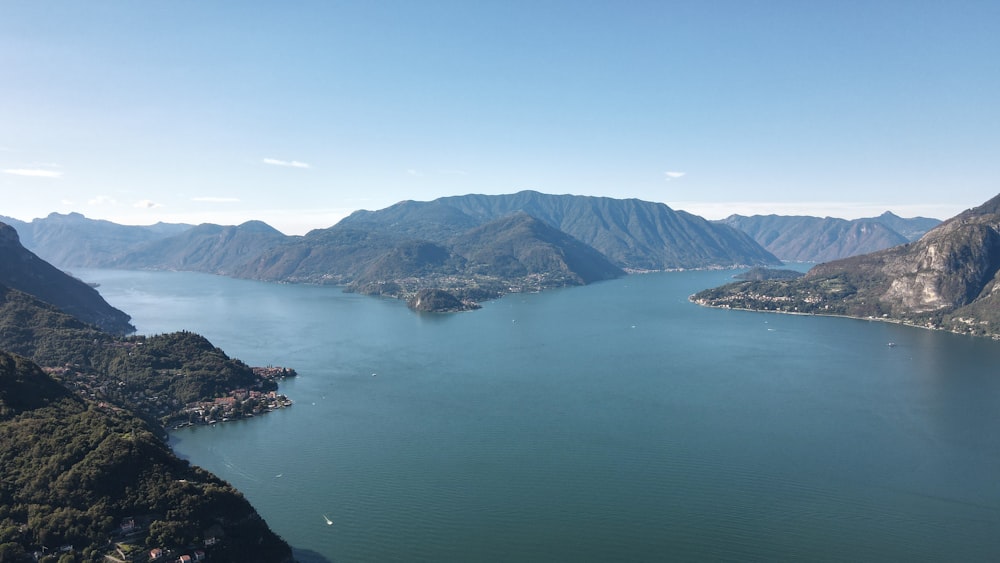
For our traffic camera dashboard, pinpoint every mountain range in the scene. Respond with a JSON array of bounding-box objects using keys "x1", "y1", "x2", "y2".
[
  {"x1": 338, "y1": 191, "x2": 780, "y2": 271},
  {"x1": 717, "y1": 212, "x2": 940, "y2": 262},
  {"x1": 3, "y1": 192, "x2": 943, "y2": 312},
  {"x1": 0, "y1": 212, "x2": 191, "y2": 267},
  {"x1": 693, "y1": 193, "x2": 1000, "y2": 338},
  {"x1": 8, "y1": 192, "x2": 784, "y2": 311}
]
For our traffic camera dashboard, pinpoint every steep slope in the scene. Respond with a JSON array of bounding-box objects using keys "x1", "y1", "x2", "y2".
[
  {"x1": 0, "y1": 222, "x2": 134, "y2": 334},
  {"x1": 720, "y1": 215, "x2": 911, "y2": 262},
  {"x1": 340, "y1": 191, "x2": 781, "y2": 270},
  {"x1": 0, "y1": 351, "x2": 293, "y2": 562},
  {"x1": 0, "y1": 215, "x2": 29, "y2": 241},
  {"x1": 231, "y1": 226, "x2": 459, "y2": 284},
  {"x1": 108, "y1": 220, "x2": 288, "y2": 274},
  {"x1": 449, "y1": 212, "x2": 623, "y2": 284},
  {"x1": 693, "y1": 193, "x2": 1000, "y2": 338},
  {"x1": 2, "y1": 212, "x2": 192, "y2": 267},
  {"x1": 283, "y1": 214, "x2": 622, "y2": 308}
]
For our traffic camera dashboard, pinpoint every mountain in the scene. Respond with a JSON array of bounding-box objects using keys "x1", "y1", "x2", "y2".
[
  {"x1": 449, "y1": 212, "x2": 624, "y2": 284},
  {"x1": 0, "y1": 234, "x2": 296, "y2": 560},
  {"x1": 341, "y1": 190, "x2": 781, "y2": 270},
  {"x1": 0, "y1": 222, "x2": 134, "y2": 334},
  {"x1": 0, "y1": 286, "x2": 280, "y2": 419},
  {"x1": 238, "y1": 213, "x2": 624, "y2": 309},
  {"x1": 60, "y1": 192, "x2": 777, "y2": 310},
  {"x1": 0, "y1": 351, "x2": 293, "y2": 562},
  {"x1": 102, "y1": 191, "x2": 772, "y2": 310},
  {"x1": 692, "y1": 193, "x2": 1000, "y2": 338},
  {"x1": 718, "y1": 213, "x2": 940, "y2": 262},
  {"x1": 869, "y1": 211, "x2": 942, "y2": 241},
  {"x1": 1, "y1": 212, "x2": 192, "y2": 267},
  {"x1": 108, "y1": 220, "x2": 288, "y2": 274}
]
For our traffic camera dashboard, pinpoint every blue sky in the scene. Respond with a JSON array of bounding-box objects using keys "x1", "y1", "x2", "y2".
[{"x1": 2, "y1": 1, "x2": 998, "y2": 235}]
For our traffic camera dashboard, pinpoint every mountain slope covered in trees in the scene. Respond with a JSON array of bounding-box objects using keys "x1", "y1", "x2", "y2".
[
  {"x1": 0, "y1": 351, "x2": 293, "y2": 562},
  {"x1": 10, "y1": 192, "x2": 781, "y2": 311},
  {"x1": 0, "y1": 222, "x2": 134, "y2": 334},
  {"x1": 0, "y1": 231, "x2": 294, "y2": 561},
  {"x1": 341, "y1": 190, "x2": 781, "y2": 270}
]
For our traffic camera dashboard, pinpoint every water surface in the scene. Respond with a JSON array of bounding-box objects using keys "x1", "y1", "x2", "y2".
[{"x1": 80, "y1": 268, "x2": 1000, "y2": 561}]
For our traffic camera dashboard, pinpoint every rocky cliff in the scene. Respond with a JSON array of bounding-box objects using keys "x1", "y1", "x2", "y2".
[{"x1": 692, "y1": 194, "x2": 1000, "y2": 338}]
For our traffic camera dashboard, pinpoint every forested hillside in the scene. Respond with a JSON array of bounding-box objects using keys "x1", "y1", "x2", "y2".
[
  {"x1": 341, "y1": 190, "x2": 780, "y2": 270},
  {"x1": 0, "y1": 352, "x2": 293, "y2": 562},
  {"x1": 0, "y1": 234, "x2": 295, "y2": 561},
  {"x1": 0, "y1": 223, "x2": 134, "y2": 334}
]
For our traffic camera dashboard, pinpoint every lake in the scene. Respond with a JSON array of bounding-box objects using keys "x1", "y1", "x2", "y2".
[{"x1": 78, "y1": 268, "x2": 1000, "y2": 562}]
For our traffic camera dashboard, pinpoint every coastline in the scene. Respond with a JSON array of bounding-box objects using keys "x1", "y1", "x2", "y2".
[{"x1": 689, "y1": 296, "x2": 1000, "y2": 341}]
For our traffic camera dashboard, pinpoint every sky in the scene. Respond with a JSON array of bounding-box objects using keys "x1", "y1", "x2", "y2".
[{"x1": 2, "y1": 1, "x2": 998, "y2": 235}]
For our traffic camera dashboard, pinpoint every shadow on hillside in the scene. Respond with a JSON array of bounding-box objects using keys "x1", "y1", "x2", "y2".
[{"x1": 293, "y1": 547, "x2": 333, "y2": 563}]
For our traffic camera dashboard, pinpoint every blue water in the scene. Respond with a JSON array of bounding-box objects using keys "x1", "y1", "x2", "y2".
[{"x1": 80, "y1": 268, "x2": 1000, "y2": 562}]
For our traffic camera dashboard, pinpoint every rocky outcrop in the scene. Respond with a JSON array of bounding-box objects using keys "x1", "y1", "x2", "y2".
[{"x1": 692, "y1": 193, "x2": 1000, "y2": 338}]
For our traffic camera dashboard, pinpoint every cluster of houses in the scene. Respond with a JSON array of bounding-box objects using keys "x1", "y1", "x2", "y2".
[
  {"x1": 176, "y1": 388, "x2": 294, "y2": 427},
  {"x1": 110, "y1": 517, "x2": 222, "y2": 562},
  {"x1": 148, "y1": 546, "x2": 206, "y2": 562},
  {"x1": 42, "y1": 362, "x2": 297, "y2": 429}
]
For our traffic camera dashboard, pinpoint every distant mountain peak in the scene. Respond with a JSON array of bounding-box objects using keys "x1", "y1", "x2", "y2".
[{"x1": 45, "y1": 211, "x2": 85, "y2": 220}]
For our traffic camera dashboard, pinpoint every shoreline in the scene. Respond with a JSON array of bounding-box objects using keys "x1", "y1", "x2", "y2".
[{"x1": 689, "y1": 296, "x2": 1000, "y2": 341}]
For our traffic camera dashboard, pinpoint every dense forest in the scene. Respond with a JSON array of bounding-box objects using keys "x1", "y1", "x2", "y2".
[
  {"x1": 0, "y1": 281, "x2": 294, "y2": 561},
  {"x1": 0, "y1": 286, "x2": 279, "y2": 422},
  {"x1": 0, "y1": 352, "x2": 292, "y2": 562}
]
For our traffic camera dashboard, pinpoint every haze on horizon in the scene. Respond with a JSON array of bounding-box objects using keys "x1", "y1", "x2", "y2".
[{"x1": 2, "y1": 2, "x2": 997, "y2": 236}]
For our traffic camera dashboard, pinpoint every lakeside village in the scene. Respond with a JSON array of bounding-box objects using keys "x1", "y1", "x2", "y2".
[
  {"x1": 171, "y1": 366, "x2": 296, "y2": 429},
  {"x1": 43, "y1": 365, "x2": 296, "y2": 430},
  {"x1": 26, "y1": 363, "x2": 296, "y2": 563}
]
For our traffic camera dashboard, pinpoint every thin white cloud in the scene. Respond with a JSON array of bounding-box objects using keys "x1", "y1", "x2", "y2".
[
  {"x1": 193, "y1": 196, "x2": 241, "y2": 203},
  {"x1": 407, "y1": 169, "x2": 423, "y2": 177},
  {"x1": 262, "y1": 158, "x2": 310, "y2": 169},
  {"x1": 134, "y1": 199, "x2": 163, "y2": 209},
  {"x1": 4, "y1": 168, "x2": 63, "y2": 178},
  {"x1": 664, "y1": 171, "x2": 686, "y2": 181}
]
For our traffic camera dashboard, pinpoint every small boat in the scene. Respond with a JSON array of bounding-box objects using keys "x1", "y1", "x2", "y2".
[
  {"x1": 323, "y1": 514, "x2": 334, "y2": 526},
  {"x1": 887, "y1": 342, "x2": 897, "y2": 347}
]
